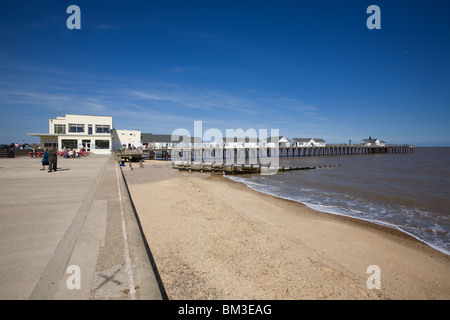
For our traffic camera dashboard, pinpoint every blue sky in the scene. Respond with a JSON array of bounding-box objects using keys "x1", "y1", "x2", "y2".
[{"x1": 0, "y1": 0, "x2": 449, "y2": 146}]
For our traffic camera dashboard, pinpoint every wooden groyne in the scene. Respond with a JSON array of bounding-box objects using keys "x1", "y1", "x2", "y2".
[{"x1": 172, "y1": 161, "x2": 316, "y2": 175}]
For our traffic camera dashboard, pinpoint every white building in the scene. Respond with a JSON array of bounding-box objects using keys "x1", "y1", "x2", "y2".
[
  {"x1": 222, "y1": 137, "x2": 260, "y2": 148},
  {"x1": 361, "y1": 137, "x2": 386, "y2": 146},
  {"x1": 112, "y1": 129, "x2": 142, "y2": 150},
  {"x1": 264, "y1": 136, "x2": 291, "y2": 148},
  {"x1": 292, "y1": 138, "x2": 326, "y2": 147},
  {"x1": 28, "y1": 114, "x2": 113, "y2": 154}
]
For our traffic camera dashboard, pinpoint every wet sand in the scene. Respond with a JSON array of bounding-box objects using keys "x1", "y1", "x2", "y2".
[{"x1": 122, "y1": 160, "x2": 450, "y2": 300}]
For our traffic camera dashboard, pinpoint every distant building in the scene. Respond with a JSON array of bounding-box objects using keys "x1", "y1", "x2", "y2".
[
  {"x1": 28, "y1": 114, "x2": 113, "y2": 154},
  {"x1": 141, "y1": 133, "x2": 186, "y2": 148},
  {"x1": 222, "y1": 137, "x2": 260, "y2": 148},
  {"x1": 112, "y1": 129, "x2": 142, "y2": 150},
  {"x1": 189, "y1": 137, "x2": 204, "y2": 147},
  {"x1": 264, "y1": 136, "x2": 291, "y2": 148},
  {"x1": 361, "y1": 137, "x2": 386, "y2": 146},
  {"x1": 292, "y1": 138, "x2": 326, "y2": 147}
]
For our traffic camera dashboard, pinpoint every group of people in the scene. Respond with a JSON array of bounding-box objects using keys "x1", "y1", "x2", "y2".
[
  {"x1": 41, "y1": 146, "x2": 86, "y2": 172},
  {"x1": 41, "y1": 145, "x2": 58, "y2": 172},
  {"x1": 62, "y1": 148, "x2": 78, "y2": 158}
]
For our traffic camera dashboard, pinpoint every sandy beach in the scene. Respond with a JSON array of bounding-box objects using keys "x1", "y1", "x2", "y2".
[{"x1": 122, "y1": 160, "x2": 450, "y2": 300}]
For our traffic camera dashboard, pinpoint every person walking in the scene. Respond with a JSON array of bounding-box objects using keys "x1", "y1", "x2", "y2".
[
  {"x1": 41, "y1": 148, "x2": 49, "y2": 171},
  {"x1": 48, "y1": 145, "x2": 57, "y2": 172}
]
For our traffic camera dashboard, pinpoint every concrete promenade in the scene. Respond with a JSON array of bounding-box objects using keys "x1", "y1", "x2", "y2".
[{"x1": 0, "y1": 154, "x2": 164, "y2": 300}]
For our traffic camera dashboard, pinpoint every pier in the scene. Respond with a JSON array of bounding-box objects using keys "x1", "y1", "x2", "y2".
[
  {"x1": 142, "y1": 144, "x2": 414, "y2": 161},
  {"x1": 116, "y1": 144, "x2": 414, "y2": 174},
  {"x1": 276, "y1": 144, "x2": 414, "y2": 157},
  {"x1": 117, "y1": 144, "x2": 414, "y2": 162}
]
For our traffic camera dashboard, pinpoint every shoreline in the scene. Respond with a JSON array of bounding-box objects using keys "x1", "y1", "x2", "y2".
[
  {"x1": 122, "y1": 161, "x2": 450, "y2": 299},
  {"x1": 219, "y1": 174, "x2": 448, "y2": 258},
  {"x1": 223, "y1": 174, "x2": 450, "y2": 257}
]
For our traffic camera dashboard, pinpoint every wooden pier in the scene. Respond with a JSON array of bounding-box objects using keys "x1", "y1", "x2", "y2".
[
  {"x1": 170, "y1": 144, "x2": 414, "y2": 162},
  {"x1": 117, "y1": 144, "x2": 414, "y2": 162},
  {"x1": 277, "y1": 144, "x2": 414, "y2": 157},
  {"x1": 117, "y1": 144, "x2": 413, "y2": 174}
]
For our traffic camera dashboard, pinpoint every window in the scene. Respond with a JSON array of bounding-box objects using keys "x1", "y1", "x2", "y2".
[
  {"x1": 68, "y1": 124, "x2": 85, "y2": 133},
  {"x1": 62, "y1": 139, "x2": 78, "y2": 149},
  {"x1": 44, "y1": 140, "x2": 58, "y2": 148},
  {"x1": 95, "y1": 140, "x2": 110, "y2": 149},
  {"x1": 88, "y1": 125, "x2": 92, "y2": 135},
  {"x1": 95, "y1": 125, "x2": 110, "y2": 134},
  {"x1": 54, "y1": 124, "x2": 66, "y2": 134}
]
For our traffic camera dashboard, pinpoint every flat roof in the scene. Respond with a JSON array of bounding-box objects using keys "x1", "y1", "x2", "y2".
[
  {"x1": 27, "y1": 133, "x2": 59, "y2": 137},
  {"x1": 52, "y1": 114, "x2": 113, "y2": 118}
]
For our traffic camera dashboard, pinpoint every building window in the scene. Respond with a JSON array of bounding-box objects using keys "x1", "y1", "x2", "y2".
[
  {"x1": 88, "y1": 125, "x2": 92, "y2": 135},
  {"x1": 54, "y1": 124, "x2": 66, "y2": 134},
  {"x1": 62, "y1": 139, "x2": 78, "y2": 149},
  {"x1": 68, "y1": 124, "x2": 85, "y2": 133},
  {"x1": 44, "y1": 140, "x2": 58, "y2": 148},
  {"x1": 95, "y1": 125, "x2": 110, "y2": 134},
  {"x1": 95, "y1": 140, "x2": 110, "y2": 149}
]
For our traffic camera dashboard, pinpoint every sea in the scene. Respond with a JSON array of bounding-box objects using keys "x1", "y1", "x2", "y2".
[{"x1": 227, "y1": 147, "x2": 450, "y2": 255}]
